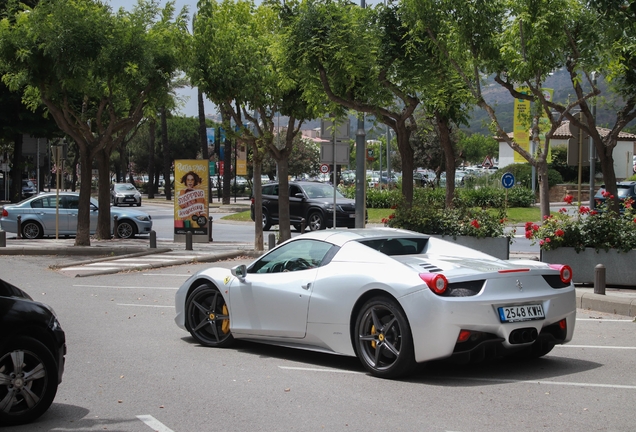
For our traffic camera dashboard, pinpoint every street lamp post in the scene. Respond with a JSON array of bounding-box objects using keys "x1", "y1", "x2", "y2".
[{"x1": 589, "y1": 72, "x2": 597, "y2": 209}]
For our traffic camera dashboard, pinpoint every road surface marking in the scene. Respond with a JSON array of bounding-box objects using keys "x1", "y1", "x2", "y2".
[{"x1": 137, "y1": 415, "x2": 174, "y2": 432}]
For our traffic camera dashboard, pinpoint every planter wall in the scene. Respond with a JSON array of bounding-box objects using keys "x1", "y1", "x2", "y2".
[
  {"x1": 541, "y1": 248, "x2": 636, "y2": 286},
  {"x1": 433, "y1": 235, "x2": 510, "y2": 260}
]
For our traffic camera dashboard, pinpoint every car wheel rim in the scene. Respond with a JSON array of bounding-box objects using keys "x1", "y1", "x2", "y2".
[
  {"x1": 357, "y1": 304, "x2": 403, "y2": 372},
  {"x1": 187, "y1": 289, "x2": 231, "y2": 345},
  {"x1": 309, "y1": 214, "x2": 322, "y2": 230},
  {"x1": 23, "y1": 224, "x2": 39, "y2": 239},
  {"x1": 262, "y1": 214, "x2": 267, "y2": 228},
  {"x1": 117, "y1": 223, "x2": 133, "y2": 239},
  {"x1": 0, "y1": 349, "x2": 48, "y2": 416}
]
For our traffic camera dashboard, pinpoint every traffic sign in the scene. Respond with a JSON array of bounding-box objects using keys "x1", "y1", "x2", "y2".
[
  {"x1": 319, "y1": 163, "x2": 330, "y2": 174},
  {"x1": 501, "y1": 172, "x2": 515, "y2": 189}
]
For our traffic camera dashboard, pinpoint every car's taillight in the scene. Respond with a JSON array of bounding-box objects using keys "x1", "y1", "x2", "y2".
[
  {"x1": 1, "y1": 209, "x2": 7, "y2": 217},
  {"x1": 420, "y1": 273, "x2": 448, "y2": 295},
  {"x1": 549, "y1": 264, "x2": 573, "y2": 284},
  {"x1": 250, "y1": 197, "x2": 254, "y2": 205}
]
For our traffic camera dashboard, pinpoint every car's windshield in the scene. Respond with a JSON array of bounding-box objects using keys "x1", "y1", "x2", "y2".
[
  {"x1": 616, "y1": 187, "x2": 633, "y2": 198},
  {"x1": 302, "y1": 183, "x2": 345, "y2": 199},
  {"x1": 115, "y1": 184, "x2": 136, "y2": 191}
]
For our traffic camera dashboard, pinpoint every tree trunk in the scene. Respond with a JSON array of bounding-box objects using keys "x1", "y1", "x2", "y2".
[
  {"x1": 223, "y1": 136, "x2": 231, "y2": 205},
  {"x1": 95, "y1": 148, "x2": 112, "y2": 240},
  {"x1": 75, "y1": 150, "x2": 94, "y2": 246},
  {"x1": 277, "y1": 158, "x2": 291, "y2": 243},
  {"x1": 394, "y1": 121, "x2": 414, "y2": 206},
  {"x1": 70, "y1": 144, "x2": 79, "y2": 192},
  {"x1": 10, "y1": 133, "x2": 23, "y2": 203},
  {"x1": 148, "y1": 118, "x2": 156, "y2": 199},
  {"x1": 252, "y1": 157, "x2": 264, "y2": 251},
  {"x1": 537, "y1": 161, "x2": 551, "y2": 218},
  {"x1": 161, "y1": 107, "x2": 172, "y2": 201},
  {"x1": 599, "y1": 145, "x2": 619, "y2": 213},
  {"x1": 198, "y1": 90, "x2": 210, "y2": 210},
  {"x1": 436, "y1": 113, "x2": 456, "y2": 208}
]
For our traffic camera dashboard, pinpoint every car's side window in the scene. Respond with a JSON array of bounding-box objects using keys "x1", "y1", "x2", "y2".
[
  {"x1": 290, "y1": 185, "x2": 302, "y2": 197},
  {"x1": 249, "y1": 239, "x2": 335, "y2": 274},
  {"x1": 64, "y1": 196, "x2": 80, "y2": 209}
]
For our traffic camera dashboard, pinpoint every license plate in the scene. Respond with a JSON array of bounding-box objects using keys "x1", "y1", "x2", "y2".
[
  {"x1": 498, "y1": 304, "x2": 545, "y2": 323},
  {"x1": 125, "y1": 198, "x2": 134, "y2": 202}
]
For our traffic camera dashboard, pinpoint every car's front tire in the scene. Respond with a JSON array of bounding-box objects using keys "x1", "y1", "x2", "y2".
[
  {"x1": 354, "y1": 296, "x2": 416, "y2": 379},
  {"x1": 21, "y1": 221, "x2": 44, "y2": 239},
  {"x1": 115, "y1": 220, "x2": 136, "y2": 239},
  {"x1": 308, "y1": 211, "x2": 325, "y2": 231},
  {"x1": 185, "y1": 284, "x2": 234, "y2": 347},
  {"x1": 0, "y1": 337, "x2": 59, "y2": 426},
  {"x1": 262, "y1": 211, "x2": 272, "y2": 231}
]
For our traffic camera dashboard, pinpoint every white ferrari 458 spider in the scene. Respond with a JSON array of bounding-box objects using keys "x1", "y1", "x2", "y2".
[{"x1": 175, "y1": 228, "x2": 576, "y2": 379}]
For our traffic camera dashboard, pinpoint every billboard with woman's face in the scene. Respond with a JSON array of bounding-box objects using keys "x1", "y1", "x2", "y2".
[{"x1": 174, "y1": 160, "x2": 209, "y2": 238}]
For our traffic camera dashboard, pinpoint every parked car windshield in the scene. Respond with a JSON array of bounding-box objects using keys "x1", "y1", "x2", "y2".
[
  {"x1": 303, "y1": 183, "x2": 345, "y2": 199},
  {"x1": 114, "y1": 183, "x2": 137, "y2": 192}
]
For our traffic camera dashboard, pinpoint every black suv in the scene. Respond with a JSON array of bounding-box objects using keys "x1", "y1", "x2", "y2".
[
  {"x1": 251, "y1": 181, "x2": 359, "y2": 231},
  {"x1": 0, "y1": 278, "x2": 66, "y2": 425},
  {"x1": 594, "y1": 181, "x2": 636, "y2": 211}
]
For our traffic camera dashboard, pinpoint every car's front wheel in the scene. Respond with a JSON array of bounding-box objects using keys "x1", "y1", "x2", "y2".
[
  {"x1": 21, "y1": 221, "x2": 43, "y2": 239},
  {"x1": 115, "y1": 220, "x2": 136, "y2": 239},
  {"x1": 261, "y1": 211, "x2": 272, "y2": 231},
  {"x1": 308, "y1": 211, "x2": 325, "y2": 231},
  {"x1": 185, "y1": 284, "x2": 234, "y2": 347},
  {"x1": 0, "y1": 337, "x2": 59, "y2": 426},
  {"x1": 354, "y1": 296, "x2": 416, "y2": 379}
]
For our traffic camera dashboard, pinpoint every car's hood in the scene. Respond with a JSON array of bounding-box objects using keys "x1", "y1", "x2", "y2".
[{"x1": 0, "y1": 278, "x2": 33, "y2": 300}]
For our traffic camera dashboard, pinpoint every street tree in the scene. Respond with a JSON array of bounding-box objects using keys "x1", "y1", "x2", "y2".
[
  {"x1": 0, "y1": 0, "x2": 188, "y2": 245},
  {"x1": 190, "y1": 0, "x2": 314, "y2": 247}
]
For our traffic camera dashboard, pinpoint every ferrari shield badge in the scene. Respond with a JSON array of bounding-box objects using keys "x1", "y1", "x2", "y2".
[{"x1": 224, "y1": 276, "x2": 231, "y2": 285}]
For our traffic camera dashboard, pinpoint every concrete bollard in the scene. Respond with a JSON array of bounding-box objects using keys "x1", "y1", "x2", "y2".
[
  {"x1": 268, "y1": 233, "x2": 276, "y2": 250},
  {"x1": 300, "y1": 218, "x2": 306, "y2": 234},
  {"x1": 149, "y1": 230, "x2": 156, "y2": 249},
  {"x1": 17, "y1": 216, "x2": 21, "y2": 239},
  {"x1": 186, "y1": 231, "x2": 193, "y2": 251},
  {"x1": 0, "y1": 230, "x2": 5, "y2": 247},
  {"x1": 113, "y1": 216, "x2": 119, "y2": 239},
  {"x1": 209, "y1": 216, "x2": 213, "y2": 242},
  {"x1": 594, "y1": 264, "x2": 606, "y2": 295}
]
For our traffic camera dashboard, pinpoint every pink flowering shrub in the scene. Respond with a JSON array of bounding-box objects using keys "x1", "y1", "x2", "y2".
[{"x1": 525, "y1": 194, "x2": 636, "y2": 252}]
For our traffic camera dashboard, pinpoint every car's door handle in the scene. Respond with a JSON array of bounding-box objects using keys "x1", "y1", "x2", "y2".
[{"x1": 301, "y1": 282, "x2": 311, "y2": 290}]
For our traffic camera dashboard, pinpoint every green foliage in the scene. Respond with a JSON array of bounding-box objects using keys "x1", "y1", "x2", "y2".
[
  {"x1": 502, "y1": 163, "x2": 563, "y2": 188},
  {"x1": 457, "y1": 131, "x2": 499, "y2": 165},
  {"x1": 385, "y1": 194, "x2": 511, "y2": 239},
  {"x1": 549, "y1": 145, "x2": 588, "y2": 183},
  {"x1": 525, "y1": 198, "x2": 636, "y2": 252}
]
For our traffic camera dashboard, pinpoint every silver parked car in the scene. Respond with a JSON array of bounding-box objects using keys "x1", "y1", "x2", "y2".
[
  {"x1": 110, "y1": 182, "x2": 142, "y2": 206},
  {"x1": 0, "y1": 192, "x2": 152, "y2": 239}
]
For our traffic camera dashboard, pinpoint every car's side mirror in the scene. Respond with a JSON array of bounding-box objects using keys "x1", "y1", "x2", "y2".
[
  {"x1": 231, "y1": 264, "x2": 247, "y2": 280},
  {"x1": 295, "y1": 193, "x2": 304, "y2": 199}
]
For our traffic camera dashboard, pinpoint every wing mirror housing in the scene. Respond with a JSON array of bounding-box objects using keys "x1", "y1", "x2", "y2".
[{"x1": 231, "y1": 264, "x2": 247, "y2": 280}]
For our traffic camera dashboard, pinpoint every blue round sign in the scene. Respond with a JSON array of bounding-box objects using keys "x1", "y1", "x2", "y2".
[{"x1": 501, "y1": 172, "x2": 515, "y2": 189}]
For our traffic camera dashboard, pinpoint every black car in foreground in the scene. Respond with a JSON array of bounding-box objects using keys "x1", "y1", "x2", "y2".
[
  {"x1": 594, "y1": 181, "x2": 636, "y2": 211},
  {"x1": 251, "y1": 181, "x2": 360, "y2": 231},
  {"x1": 0, "y1": 278, "x2": 66, "y2": 426}
]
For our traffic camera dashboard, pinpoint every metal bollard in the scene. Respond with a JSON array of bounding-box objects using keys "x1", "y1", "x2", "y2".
[
  {"x1": 300, "y1": 218, "x2": 306, "y2": 234},
  {"x1": 209, "y1": 216, "x2": 213, "y2": 242},
  {"x1": 149, "y1": 230, "x2": 156, "y2": 249},
  {"x1": 186, "y1": 231, "x2": 193, "y2": 251},
  {"x1": 0, "y1": 230, "x2": 5, "y2": 247},
  {"x1": 594, "y1": 264, "x2": 606, "y2": 295},
  {"x1": 268, "y1": 233, "x2": 276, "y2": 250},
  {"x1": 113, "y1": 216, "x2": 119, "y2": 239},
  {"x1": 17, "y1": 216, "x2": 21, "y2": 239}
]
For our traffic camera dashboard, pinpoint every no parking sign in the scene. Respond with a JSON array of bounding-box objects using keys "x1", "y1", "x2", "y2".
[{"x1": 320, "y1": 164, "x2": 330, "y2": 174}]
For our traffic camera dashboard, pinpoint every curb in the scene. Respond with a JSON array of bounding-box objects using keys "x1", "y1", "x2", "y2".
[{"x1": 576, "y1": 290, "x2": 636, "y2": 317}]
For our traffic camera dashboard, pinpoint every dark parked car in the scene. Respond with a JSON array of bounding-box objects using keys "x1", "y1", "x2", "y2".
[
  {"x1": 0, "y1": 278, "x2": 66, "y2": 425},
  {"x1": 251, "y1": 181, "x2": 361, "y2": 231},
  {"x1": 594, "y1": 181, "x2": 636, "y2": 211},
  {"x1": 110, "y1": 182, "x2": 142, "y2": 206}
]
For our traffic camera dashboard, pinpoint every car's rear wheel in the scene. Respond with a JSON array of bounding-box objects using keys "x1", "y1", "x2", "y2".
[
  {"x1": 21, "y1": 221, "x2": 43, "y2": 239},
  {"x1": 185, "y1": 284, "x2": 234, "y2": 347},
  {"x1": 115, "y1": 220, "x2": 136, "y2": 239},
  {"x1": 354, "y1": 296, "x2": 416, "y2": 379},
  {"x1": 0, "y1": 337, "x2": 59, "y2": 426},
  {"x1": 308, "y1": 211, "x2": 325, "y2": 231},
  {"x1": 262, "y1": 211, "x2": 272, "y2": 231}
]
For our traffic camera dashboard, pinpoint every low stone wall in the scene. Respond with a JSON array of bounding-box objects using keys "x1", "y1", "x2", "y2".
[{"x1": 548, "y1": 184, "x2": 601, "y2": 203}]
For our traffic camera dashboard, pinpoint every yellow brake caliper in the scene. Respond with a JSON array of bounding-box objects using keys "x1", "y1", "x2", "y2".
[
  {"x1": 371, "y1": 325, "x2": 377, "y2": 349},
  {"x1": 221, "y1": 304, "x2": 230, "y2": 334}
]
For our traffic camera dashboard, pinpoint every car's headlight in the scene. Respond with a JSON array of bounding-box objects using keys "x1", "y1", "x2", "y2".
[
  {"x1": 135, "y1": 192, "x2": 141, "y2": 198},
  {"x1": 135, "y1": 215, "x2": 151, "y2": 221},
  {"x1": 116, "y1": 193, "x2": 125, "y2": 197}
]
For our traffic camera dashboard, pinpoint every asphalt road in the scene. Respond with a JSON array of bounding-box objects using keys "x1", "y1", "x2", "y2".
[{"x1": 3, "y1": 255, "x2": 635, "y2": 432}]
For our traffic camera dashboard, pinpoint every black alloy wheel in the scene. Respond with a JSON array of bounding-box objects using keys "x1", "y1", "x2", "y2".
[
  {"x1": 0, "y1": 337, "x2": 59, "y2": 426},
  {"x1": 354, "y1": 297, "x2": 416, "y2": 379},
  {"x1": 185, "y1": 284, "x2": 234, "y2": 347}
]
